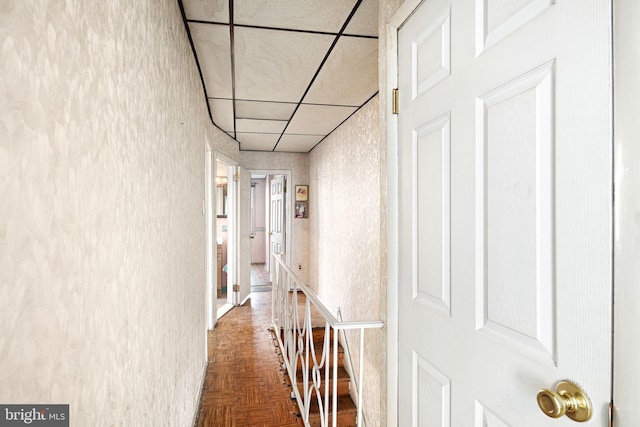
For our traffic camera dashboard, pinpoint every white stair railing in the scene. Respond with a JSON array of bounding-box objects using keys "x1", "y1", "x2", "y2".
[{"x1": 271, "y1": 254, "x2": 384, "y2": 427}]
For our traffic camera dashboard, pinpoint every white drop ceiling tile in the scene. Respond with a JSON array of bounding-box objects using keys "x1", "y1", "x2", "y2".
[
  {"x1": 236, "y1": 119, "x2": 287, "y2": 134},
  {"x1": 189, "y1": 23, "x2": 232, "y2": 98},
  {"x1": 234, "y1": 0, "x2": 356, "y2": 33},
  {"x1": 208, "y1": 98, "x2": 235, "y2": 132},
  {"x1": 286, "y1": 104, "x2": 357, "y2": 135},
  {"x1": 276, "y1": 135, "x2": 325, "y2": 152},
  {"x1": 182, "y1": 0, "x2": 229, "y2": 23},
  {"x1": 343, "y1": 0, "x2": 378, "y2": 36},
  {"x1": 235, "y1": 100, "x2": 297, "y2": 121},
  {"x1": 304, "y1": 37, "x2": 378, "y2": 106},
  {"x1": 236, "y1": 133, "x2": 281, "y2": 151},
  {"x1": 234, "y1": 27, "x2": 334, "y2": 103}
]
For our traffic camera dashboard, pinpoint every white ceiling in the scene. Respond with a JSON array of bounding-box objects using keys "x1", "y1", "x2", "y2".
[{"x1": 179, "y1": 0, "x2": 379, "y2": 152}]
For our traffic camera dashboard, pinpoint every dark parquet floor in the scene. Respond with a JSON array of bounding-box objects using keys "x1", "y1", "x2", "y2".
[{"x1": 196, "y1": 290, "x2": 300, "y2": 427}]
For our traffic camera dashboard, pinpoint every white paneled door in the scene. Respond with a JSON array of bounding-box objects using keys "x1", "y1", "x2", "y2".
[
  {"x1": 270, "y1": 175, "x2": 286, "y2": 275},
  {"x1": 397, "y1": 0, "x2": 612, "y2": 425}
]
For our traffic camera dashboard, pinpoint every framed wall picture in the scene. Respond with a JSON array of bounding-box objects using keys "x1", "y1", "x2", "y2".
[
  {"x1": 295, "y1": 185, "x2": 308, "y2": 201},
  {"x1": 295, "y1": 201, "x2": 308, "y2": 218}
]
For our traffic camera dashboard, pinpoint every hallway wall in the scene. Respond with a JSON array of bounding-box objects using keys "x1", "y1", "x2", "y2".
[
  {"x1": 0, "y1": 1, "x2": 236, "y2": 425},
  {"x1": 308, "y1": 95, "x2": 384, "y2": 426}
]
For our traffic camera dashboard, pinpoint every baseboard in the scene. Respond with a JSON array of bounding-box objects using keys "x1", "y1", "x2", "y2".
[{"x1": 191, "y1": 360, "x2": 209, "y2": 427}]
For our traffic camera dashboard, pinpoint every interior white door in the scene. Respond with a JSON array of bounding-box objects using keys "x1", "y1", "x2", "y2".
[
  {"x1": 270, "y1": 175, "x2": 286, "y2": 264},
  {"x1": 236, "y1": 166, "x2": 251, "y2": 305},
  {"x1": 397, "y1": 1, "x2": 612, "y2": 425}
]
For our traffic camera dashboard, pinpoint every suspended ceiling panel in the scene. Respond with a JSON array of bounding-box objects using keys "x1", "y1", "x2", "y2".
[
  {"x1": 234, "y1": 0, "x2": 356, "y2": 33},
  {"x1": 183, "y1": 1, "x2": 229, "y2": 23},
  {"x1": 236, "y1": 133, "x2": 281, "y2": 151},
  {"x1": 277, "y1": 135, "x2": 326, "y2": 152},
  {"x1": 235, "y1": 100, "x2": 297, "y2": 121},
  {"x1": 344, "y1": 0, "x2": 379, "y2": 36},
  {"x1": 304, "y1": 37, "x2": 379, "y2": 106},
  {"x1": 286, "y1": 104, "x2": 358, "y2": 135},
  {"x1": 189, "y1": 23, "x2": 232, "y2": 98},
  {"x1": 181, "y1": 0, "x2": 379, "y2": 152},
  {"x1": 236, "y1": 118, "x2": 288, "y2": 134},
  {"x1": 234, "y1": 27, "x2": 334, "y2": 103},
  {"x1": 208, "y1": 99, "x2": 234, "y2": 132}
]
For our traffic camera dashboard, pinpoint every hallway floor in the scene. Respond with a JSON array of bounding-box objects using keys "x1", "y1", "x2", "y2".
[
  {"x1": 250, "y1": 263, "x2": 272, "y2": 292},
  {"x1": 197, "y1": 290, "x2": 300, "y2": 426},
  {"x1": 216, "y1": 263, "x2": 272, "y2": 312}
]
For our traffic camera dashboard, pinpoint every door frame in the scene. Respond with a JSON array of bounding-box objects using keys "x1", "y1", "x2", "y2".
[
  {"x1": 384, "y1": 0, "x2": 627, "y2": 424},
  {"x1": 612, "y1": 0, "x2": 640, "y2": 422},
  {"x1": 205, "y1": 141, "x2": 215, "y2": 331},
  {"x1": 236, "y1": 166, "x2": 251, "y2": 306},
  {"x1": 214, "y1": 152, "x2": 238, "y2": 318},
  {"x1": 248, "y1": 169, "x2": 293, "y2": 271},
  {"x1": 384, "y1": 2, "x2": 423, "y2": 424}
]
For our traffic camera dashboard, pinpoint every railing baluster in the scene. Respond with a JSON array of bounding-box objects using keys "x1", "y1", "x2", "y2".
[
  {"x1": 324, "y1": 323, "x2": 330, "y2": 427},
  {"x1": 270, "y1": 254, "x2": 383, "y2": 427},
  {"x1": 332, "y1": 326, "x2": 338, "y2": 427},
  {"x1": 308, "y1": 295, "x2": 313, "y2": 417},
  {"x1": 357, "y1": 330, "x2": 364, "y2": 427}
]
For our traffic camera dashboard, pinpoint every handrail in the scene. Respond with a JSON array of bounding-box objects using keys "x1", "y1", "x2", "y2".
[
  {"x1": 271, "y1": 254, "x2": 384, "y2": 427},
  {"x1": 272, "y1": 255, "x2": 340, "y2": 324}
]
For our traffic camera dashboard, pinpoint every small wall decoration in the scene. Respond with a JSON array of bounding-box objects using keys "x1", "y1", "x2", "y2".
[
  {"x1": 295, "y1": 201, "x2": 308, "y2": 218},
  {"x1": 295, "y1": 185, "x2": 308, "y2": 201}
]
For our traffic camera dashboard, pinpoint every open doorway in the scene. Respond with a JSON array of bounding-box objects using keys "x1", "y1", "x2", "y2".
[
  {"x1": 215, "y1": 155, "x2": 237, "y2": 320},
  {"x1": 249, "y1": 170, "x2": 292, "y2": 287},
  {"x1": 249, "y1": 174, "x2": 271, "y2": 292}
]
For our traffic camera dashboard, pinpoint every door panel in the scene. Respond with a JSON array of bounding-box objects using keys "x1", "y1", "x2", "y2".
[
  {"x1": 270, "y1": 175, "x2": 285, "y2": 256},
  {"x1": 397, "y1": 0, "x2": 612, "y2": 425},
  {"x1": 477, "y1": 61, "x2": 555, "y2": 363},
  {"x1": 415, "y1": 113, "x2": 451, "y2": 315},
  {"x1": 413, "y1": 352, "x2": 451, "y2": 426}
]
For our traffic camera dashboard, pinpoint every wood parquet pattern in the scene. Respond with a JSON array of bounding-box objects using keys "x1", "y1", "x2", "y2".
[{"x1": 196, "y1": 291, "x2": 300, "y2": 427}]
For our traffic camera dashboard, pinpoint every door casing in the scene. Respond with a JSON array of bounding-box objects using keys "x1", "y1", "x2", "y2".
[
  {"x1": 215, "y1": 152, "x2": 238, "y2": 316},
  {"x1": 205, "y1": 142, "x2": 214, "y2": 330},
  {"x1": 612, "y1": 0, "x2": 640, "y2": 423}
]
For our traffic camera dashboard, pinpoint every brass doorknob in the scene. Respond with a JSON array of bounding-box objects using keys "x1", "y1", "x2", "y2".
[{"x1": 537, "y1": 380, "x2": 592, "y2": 422}]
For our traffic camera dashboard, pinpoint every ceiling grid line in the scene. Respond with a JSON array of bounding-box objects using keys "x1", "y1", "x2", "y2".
[
  {"x1": 177, "y1": 0, "x2": 238, "y2": 144},
  {"x1": 179, "y1": 0, "x2": 379, "y2": 152},
  {"x1": 186, "y1": 19, "x2": 378, "y2": 39},
  {"x1": 209, "y1": 97, "x2": 361, "y2": 109},
  {"x1": 308, "y1": 90, "x2": 379, "y2": 152},
  {"x1": 228, "y1": 0, "x2": 237, "y2": 139},
  {"x1": 271, "y1": 0, "x2": 364, "y2": 151}
]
